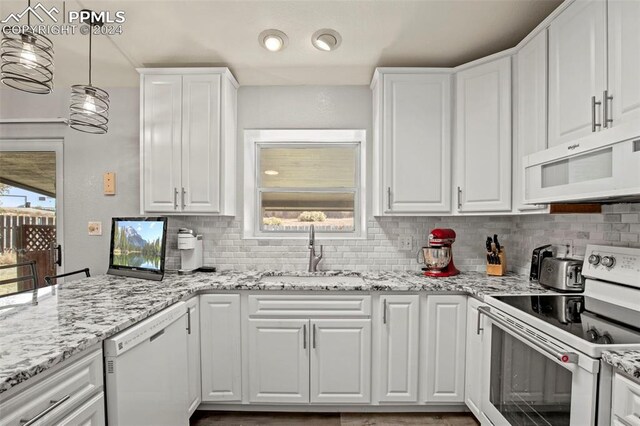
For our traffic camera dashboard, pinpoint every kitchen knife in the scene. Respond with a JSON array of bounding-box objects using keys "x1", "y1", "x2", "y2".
[{"x1": 493, "y1": 234, "x2": 501, "y2": 253}]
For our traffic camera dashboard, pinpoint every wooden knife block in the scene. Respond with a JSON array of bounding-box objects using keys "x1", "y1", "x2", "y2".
[{"x1": 486, "y1": 248, "x2": 507, "y2": 276}]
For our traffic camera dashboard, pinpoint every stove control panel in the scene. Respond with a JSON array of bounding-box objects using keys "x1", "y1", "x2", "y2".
[{"x1": 583, "y1": 244, "x2": 640, "y2": 288}]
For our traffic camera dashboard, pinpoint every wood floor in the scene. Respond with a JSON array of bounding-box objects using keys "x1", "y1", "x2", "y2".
[{"x1": 190, "y1": 411, "x2": 480, "y2": 426}]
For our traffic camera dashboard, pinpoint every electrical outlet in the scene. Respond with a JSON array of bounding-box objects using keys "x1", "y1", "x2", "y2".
[
  {"x1": 557, "y1": 240, "x2": 574, "y2": 258},
  {"x1": 88, "y1": 221, "x2": 102, "y2": 236},
  {"x1": 399, "y1": 236, "x2": 413, "y2": 251}
]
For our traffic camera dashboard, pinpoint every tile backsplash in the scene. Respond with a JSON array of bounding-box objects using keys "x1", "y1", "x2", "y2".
[{"x1": 166, "y1": 203, "x2": 640, "y2": 275}]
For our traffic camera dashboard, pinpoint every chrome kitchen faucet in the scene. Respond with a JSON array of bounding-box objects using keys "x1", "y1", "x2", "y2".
[{"x1": 308, "y1": 224, "x2": 323, "y2": 272}]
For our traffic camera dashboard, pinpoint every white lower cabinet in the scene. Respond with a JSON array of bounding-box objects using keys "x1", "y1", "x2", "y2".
[
  {"x1": 0, "y1": 348, "x2": 104, "y2": 426},
  {"x1": 423, "y1": 295, "x2": 467, "y2": 403},
  {"x1": 55, "y1": 392, "x2": 105, "y2": 426},
  {"x1": 248, "y1": 319, "x2": 310, "y2": 404},
  {"x1": 200, "y1": 294, "x2": 242, "y2": 402},
  {"x1": 464, "y1": 298, "x2": 484, "y2": 418},
  {"x1": 378, "y1": 295, "x2": 420, "y2": 402},
  {"x1": 247, "y1": 317, "x2": 372, "y2": 405},
  {"x1": 310, "y1": 319, "x2": 371, "y2": 404},
  {"x1": 611, "y1": 372, "x2": 640, "y2": 426},
  {"x1": 186, "y1": 297, "x2": 201, "y2": 415}
]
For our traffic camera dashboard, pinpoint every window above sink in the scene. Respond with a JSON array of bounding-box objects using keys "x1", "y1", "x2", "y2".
[{"x1": 244, "y1": 129, "x2": 367, "y2": 239}]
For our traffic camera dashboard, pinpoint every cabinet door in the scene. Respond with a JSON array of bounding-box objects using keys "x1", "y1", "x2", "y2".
[
  {"x1": 382, "y1": 73, "x2": 452, "y2": 213},
  {"x1": 248, "y1": 319, "x2": 309, "y2": 404},
  {"x1": 423, "y1": 295, "x2": 467, "y2": 402},
  {"x1": 456, "y1": 57, "x2": 512, "y2": 212},
  {"x1": 142, "y1": 74, "x2": 183, "y2": 212},
  {"x1": 548, "y1": 0, "x2": 607, "y2": 147},
  {"x1": 378, "y1": 295, "x2": 420, "y2": 402},
  {"x1": 515, "y1": 29, "x2": 549, "y2": 212},
  {"x1": 608, "y1": 0, "x2": 640, "y2": 129},
  {"x1": 464, "y1": 298, "x2": 483, "y2": 417},
  {"x1": 186, "y1": 297, "x2": 201, "y2": 415},
  {"x1": 181, "y1": 74, "x2": 221, "y2": 213},
  {"x1": 200, "y1": 294, "x2": 242, "y2": 402},
  {"x1": 310, "y1": 319, "x2": 371, "y2": 404}
]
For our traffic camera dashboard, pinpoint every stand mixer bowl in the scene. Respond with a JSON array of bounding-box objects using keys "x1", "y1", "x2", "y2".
[{"x1": 419, "y1": 246, "x2": 452, "y2": 271}]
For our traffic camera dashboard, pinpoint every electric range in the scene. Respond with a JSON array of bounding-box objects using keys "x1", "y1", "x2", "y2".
[{"x1": 478, "y1": 244, "x2": 640, "y2": 426}]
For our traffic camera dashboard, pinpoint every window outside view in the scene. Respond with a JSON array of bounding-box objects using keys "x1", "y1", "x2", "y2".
[{"x1": 259, "y1": 145, "x2": 358, "y2": 233}]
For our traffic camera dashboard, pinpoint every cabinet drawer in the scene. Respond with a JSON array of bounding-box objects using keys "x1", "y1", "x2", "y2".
[
  {"x1": 53, "y1": 392, "x2": 105, "y2": 426},
  {"x1": 0, "y1": 348, "x2": 103, "y2": 426},
  {"x1": 612, "y1": 372, "x2": 640, "y2": 426},
  {"x1": 248, "y1": 295, "x2": 371, "y2": 317}
]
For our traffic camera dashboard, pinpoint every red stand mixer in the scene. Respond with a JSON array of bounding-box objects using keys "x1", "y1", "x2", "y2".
[{"x1": 417, "y1": 228, "x2": 460, "y2": 277}]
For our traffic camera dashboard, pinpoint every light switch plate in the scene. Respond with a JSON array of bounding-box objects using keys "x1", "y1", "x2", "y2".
[
  {"x1": 103, "y1": 172, "x2": 116, "y2": 195},
  {"x1": 399, "y1": 236, "x2": 413, "y2": 251},
  {"x1": 88, "y1": 221, "x2": 102, "y2": 236}
]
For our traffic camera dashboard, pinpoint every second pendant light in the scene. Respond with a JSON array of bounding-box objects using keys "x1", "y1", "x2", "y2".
[{"x1": 69, "y1": 11, "x2": 110, "y2": 134}]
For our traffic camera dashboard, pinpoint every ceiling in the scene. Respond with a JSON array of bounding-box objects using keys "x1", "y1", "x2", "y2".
[{"x1": 0, "y1": 0, "x2": 562, "y2": 87}]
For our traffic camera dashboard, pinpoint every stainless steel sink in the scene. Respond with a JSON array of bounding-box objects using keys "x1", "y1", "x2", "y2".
[{"x1": 258, "y1": 275, "x2": 365, "y2": 285}]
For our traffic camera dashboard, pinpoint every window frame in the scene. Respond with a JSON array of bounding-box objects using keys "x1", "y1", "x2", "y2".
[{"x1": 244, "y1": 129, "x2": 367, "y2": 239}]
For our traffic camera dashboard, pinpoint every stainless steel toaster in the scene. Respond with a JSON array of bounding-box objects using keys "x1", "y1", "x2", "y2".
[{"x1": 539, "y1": 257, "x2": 584, "y2": 292}]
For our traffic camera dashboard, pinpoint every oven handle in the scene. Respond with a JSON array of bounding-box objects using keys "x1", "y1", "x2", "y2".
[{"x1": 478, "y1": 306, "x2": 578, "y2": 364}]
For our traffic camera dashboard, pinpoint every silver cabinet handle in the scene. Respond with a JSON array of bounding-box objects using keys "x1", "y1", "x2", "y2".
[
  {"x1": 20, "y1": 394, "x2": 71, "y2": 425},
  {"x1": 312, "y1": 324, "x2": 317, "y2": 349},
  {"x1": 476, "y1": 308, "x2": 483, "y2": 335},
  {"x1": 181, "y1": 187, "x2": 186, "y2": 209},
  {"x1": 603, "y1": 90, "x2": 613, "y2": 128},
  {"x1": 457, "y1": 187, "x2": 462, "y2": 209},
  {"x1": 187, "y1": 307, "x2": 191, "y2": 335},
  {"x1": 303, "y1": 324, "x2": 307, "y2": 349},
  {"x1": 174, "y1": 188, "x2": 179, "y2": 210},
  {"x1": 387, "y1": 187, "x2": 392, "y2": 211},
  {"x1": 383, "y1": 299, "x2": 387, "y2": 324},
  {"x1": 591, "y1": 96, "x2": 602, "y2": 132},
  {"x1": 478, "y1": 306, "x2": 578, "y2": 364}
]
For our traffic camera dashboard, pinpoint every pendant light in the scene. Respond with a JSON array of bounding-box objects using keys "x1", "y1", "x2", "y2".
[
  {"x1": 69, "y1": 13, "x2": 109, "y2": 134},
  {"x1": 0, "y1": 0, "x2": 54, "y2": 94}
]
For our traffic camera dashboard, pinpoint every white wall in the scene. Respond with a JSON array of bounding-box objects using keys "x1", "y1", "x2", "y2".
[{"x1": 0, "y1": 87, "x2": 140, "y2": 275}]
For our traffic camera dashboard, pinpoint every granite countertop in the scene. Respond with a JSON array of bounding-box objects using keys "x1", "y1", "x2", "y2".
[
  {"x1": 602, "y1": 350, "x2": 640, "y2": 380},
  {"x1": 0, "y1": 270, "x2": 554, "y2": 395}
]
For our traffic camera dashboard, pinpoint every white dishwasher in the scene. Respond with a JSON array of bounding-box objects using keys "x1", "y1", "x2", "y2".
[{"x1": 104, "y1": 302, "x2": 189, "y2": 426}]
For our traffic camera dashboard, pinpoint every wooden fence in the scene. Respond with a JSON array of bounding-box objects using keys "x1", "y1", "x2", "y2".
[{"x1": 0, "y1": 215, "x2": 56, "y2": 253}]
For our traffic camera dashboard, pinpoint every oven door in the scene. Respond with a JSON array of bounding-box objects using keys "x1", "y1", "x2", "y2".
[{"x1": 478, "y1": 306, "x2": 600, "y2": 426}]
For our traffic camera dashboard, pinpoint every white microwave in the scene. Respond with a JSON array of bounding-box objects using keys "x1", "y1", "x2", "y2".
[{"x1": 523, "y1": 137, "x2": 640, "y2": 204}]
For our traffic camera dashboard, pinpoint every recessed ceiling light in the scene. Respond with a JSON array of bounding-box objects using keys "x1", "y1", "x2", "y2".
[
  {"x1": 264, "y1": 170, "x2": 279, "y2": 176},
  {"x1": 259, "y1": 29, "x2": 288, "y2": 52},
  {"x1": 312, "y1": 29, "x2": 342, "y2": 52}
]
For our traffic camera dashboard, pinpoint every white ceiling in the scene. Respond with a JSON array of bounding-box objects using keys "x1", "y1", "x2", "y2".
[{"x1": 0, "y1": 0, "x2": 562, "y2": 87}]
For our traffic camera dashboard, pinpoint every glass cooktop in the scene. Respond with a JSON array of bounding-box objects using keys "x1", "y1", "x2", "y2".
[{"x1": 493, "y1": 295, "x2": 640, "y2": 345}]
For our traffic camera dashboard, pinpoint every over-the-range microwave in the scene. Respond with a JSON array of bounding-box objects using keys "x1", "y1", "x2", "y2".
[{"x1": 523, "y1": 131, "x2": 640, "y2": 205}]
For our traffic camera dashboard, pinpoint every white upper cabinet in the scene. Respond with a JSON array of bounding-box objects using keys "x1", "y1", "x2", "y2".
[
  {"x1": 139, "y1": 68, "x2": 237, "y2": 215},
  {"x1": 455, "y1": 56, "x2": 512, "y2": 212},
  {"x1": 607, "y1": 0, "x2": 640, "y2": 130},
  {"x1": 141, "y1": 74, "x2": 183, "y2": 212},
  {"x1": 372, "y1": 70, "x2": 452, "y2": 215},
  {"x1": 548, "y1": 0, "x2": 607, "y2": 147},
  {"x1": 181, "y1": 74, "x2": 221, "y2": 213},
  {"x1": 514, "y1": 29, "x2": 549, "y2": 212}
]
